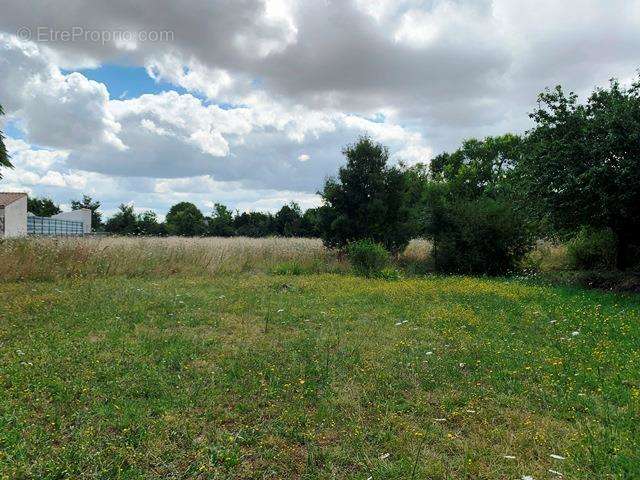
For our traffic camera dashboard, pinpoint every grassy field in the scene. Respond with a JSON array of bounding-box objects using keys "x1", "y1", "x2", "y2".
[
  {"x1": 0, "y1": 238, "x2": 638, "y2": 479},
  {"x1": 0, "y1": 237, "x2": 349, "y2": 282}
]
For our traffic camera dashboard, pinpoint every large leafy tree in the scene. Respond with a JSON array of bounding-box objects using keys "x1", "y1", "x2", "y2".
[
  {"x1": 414, "y1": 135, "x2": 532, "y2": 275},
  {"x1": 71, "y1": 194, "x2": 103, "y2": 230},
  {"x1": 27, "y1": 197, "x2": 62, "y2": 217},
  {"x1": 429, "y1": 134, "x2": 523, "y2": 200},
  {"x1": 518, "y1": 78, "x2": 640, "y2": 268},
  {"x1": 0, "y1": 105, "x2": 12, "y2": 179},
  {"x1": 165, "y1": 202, "x2": 206, "y2": 236},
  {"x1": 320, "y1": 136, "x2": 414, "y2": 253},
  {"x1": 404, "y1": 134, "x2": 523, "y2": 238}
]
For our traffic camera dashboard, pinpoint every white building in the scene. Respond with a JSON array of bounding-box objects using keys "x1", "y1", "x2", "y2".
[
  {"x1": 0, "y1": 192, "x2": 28, "y2": 238},
  {"x1": 52, "y1": 209, "x2": 92, "y2": 234},
  {"x1": 0, "y1": 192, "x2": 92, "y2": 237}
]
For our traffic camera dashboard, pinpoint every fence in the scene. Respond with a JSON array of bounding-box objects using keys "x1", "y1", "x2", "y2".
[
  {"x1": 27, "y1": 215, "x2": 85, "y2": 236},
  {"x1": 0, "y1": 214, "x2": 4, "y2": 236}
]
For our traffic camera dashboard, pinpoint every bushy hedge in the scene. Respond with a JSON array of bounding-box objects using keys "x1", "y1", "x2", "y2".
[
  {"x1": 431, "y1": 198, "x2": 532, "y2": 276},
  {"x1": 567, "y1": 227, "x2": 617, "y2": 270},
  {"x1": 347, "y1": 240, "x2": 389, "y2": 277}
]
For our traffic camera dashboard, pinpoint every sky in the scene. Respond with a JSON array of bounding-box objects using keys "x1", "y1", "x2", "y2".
[{"x1": 0, "y1": 0, "x2": 639, "y2": 219}]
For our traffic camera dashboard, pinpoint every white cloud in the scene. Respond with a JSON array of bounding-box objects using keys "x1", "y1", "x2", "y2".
[
  {"x1": 1, "y1": 0, "x2": 639, "y2": 217},
  {"x1": 5, "y1": 138, "x2": 68, "y2": 170},
  {"x1": 0, "y1": 34, "x2": 125, "y2": 150},
  {"x1": 146, "y1": 54, "x2": 235, "y2": 100}
]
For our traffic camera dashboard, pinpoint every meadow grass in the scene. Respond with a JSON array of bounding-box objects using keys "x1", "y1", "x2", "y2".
[
  {"x1": 0, "y1": 237, "x2": 345, "y2": 282},
  {"x1": 0, "y1": 236, "x2": 432, "y2": 282},
  {"x1": 1, "y1": 272, "x2": 638, "y2": 478},
  {"x1": 0, "y1": 237, "x2": 638, "y2": 478}
]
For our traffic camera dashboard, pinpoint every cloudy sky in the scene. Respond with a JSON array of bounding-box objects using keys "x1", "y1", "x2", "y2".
[{"x1": 0, "y1": 0, "x2": 639, "y2": 218}]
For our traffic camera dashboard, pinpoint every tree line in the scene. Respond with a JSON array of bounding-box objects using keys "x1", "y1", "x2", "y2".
[
  {"x1": 102, "y1": 201, "x2": 323, "y2": 238},
  {"x1": 3, "y1": 75, "x2": 639, "y2": 274},
  {"x1": 25, "y1": 194, "x2": 322, "y2": 238}
]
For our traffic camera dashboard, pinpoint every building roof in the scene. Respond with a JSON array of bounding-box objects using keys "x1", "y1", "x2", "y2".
[{"x1": 0, "y1": 192, "x2": 27, "y2": 207}]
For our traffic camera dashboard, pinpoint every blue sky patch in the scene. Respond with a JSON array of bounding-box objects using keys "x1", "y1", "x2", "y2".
[
  {"x1": 3, "y1": 119, "x2": 26, "y2": 140},
  {"x1": 67, "y1": 64, "x2": 189, "y2": 100}
]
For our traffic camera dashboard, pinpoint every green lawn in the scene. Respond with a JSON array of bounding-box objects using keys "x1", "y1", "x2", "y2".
[{"x1": 0, "y1": 274, "x2": 638, "y2": 479}]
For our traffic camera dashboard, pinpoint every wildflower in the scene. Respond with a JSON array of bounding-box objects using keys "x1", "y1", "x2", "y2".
[
  {"x1": 571, "y1": 331, "x2": 579, "y2": 336},
  {"x1": 522, "y1": 476, "x2": 534, "y2": 480},
  {"x1": 379, "y1": 453, "x2": 390, "y2": 460},
  {"x1": 426, "y1": 351, "x2": 434, "y2": 355},
  {"x1": 434, "y1": 418, "x2": 447, "y2": 422}
]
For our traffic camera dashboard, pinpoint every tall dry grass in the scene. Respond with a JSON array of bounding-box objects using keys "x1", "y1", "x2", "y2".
[
  {"x1": 401, "y1": 238, "x2": 432, "y2": 262},
  {"x1": 0, "y1": 236, "x2": 437, "y2": 282},
  {"x1": 523, "y1": 240, "x2": 570, "y2": 272},
  {"x1": 0, "y1": 236, "x2": 343, "y2": 282}
]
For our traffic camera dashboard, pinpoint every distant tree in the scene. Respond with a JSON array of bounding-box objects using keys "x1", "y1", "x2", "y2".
[
  {"x1": 136, "y1": 210, "x2": 164, "y2": 236},
  {"x1": 233, "y1": 211, "x2": 275, "y2": 237},
  {"x1": 319, "y1": 136, "x2": 414, "y2": 253},
  {"x1": 400, "y1": 162, "x2": 434, "y2": 237},
  {"x1": 274, "y1": 202, "x2": 303, "y2": 237},
  {"x1": 0, "y1": 105, "x2": 12, "y2": 179},
  {"x1": 299, "y1": 207, "x2": 322, "y2": 237},
  {"x1": 27, "y1": 197, "x2": 61, "y2": 217},
  {"x1": 165, "y1": 202, "x2": 206, "y2": 236},
  {"x1": 105, "y1": 204, "x2": 138, "y2": 235},
  {"x1": 207, "y1": 203, "x2": 236, "y2": 237},
  {"x1": 71, "y1": 194, "x2": 103, "y2": 230},
  {"x1": 517, "y1": 78, "x2": 640, "y2": 268}
]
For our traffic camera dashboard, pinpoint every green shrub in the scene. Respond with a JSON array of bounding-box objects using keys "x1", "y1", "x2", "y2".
[
  {"x1": 347, "y1": 240, "x2": 389, "y2": 277},
  {"x1": 567, "y1": 227, "x2": 617, "y2": 270},
  {"x1": 431, "y1": 198, "x2": 532, "y2": 276}
]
